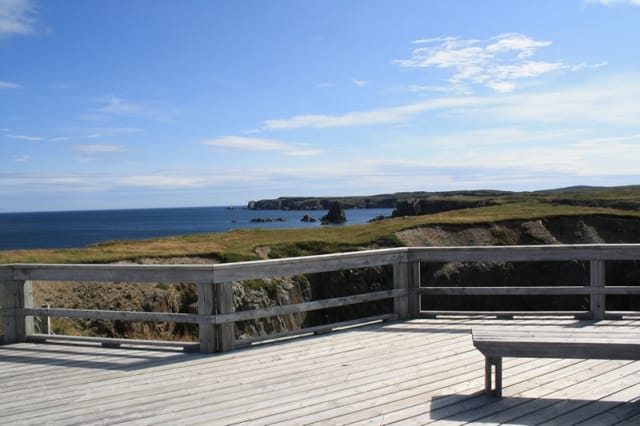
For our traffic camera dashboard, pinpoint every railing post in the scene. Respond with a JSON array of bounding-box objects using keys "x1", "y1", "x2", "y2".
[
  {"x1": 197, "y1": 283, "x2": 216, "y2": 353},
  {"x1": 0, "y1": 267, "x2": 34, "y2": 344},
  {"x1": 393, "y1": 262, "x2": 417, "y2": 320},
  {"x1": 38, "y1": 304, "x2": 51, "y2": 335},
  {"x1": 590, "y1": 259, "x2": 606, "y2": 321},
  {"x1": 216, "y1": 282, "x2": 235, "y2": 352},
  {"x1": 408, "y1": 261, "x2": 421, "y2": 317}
]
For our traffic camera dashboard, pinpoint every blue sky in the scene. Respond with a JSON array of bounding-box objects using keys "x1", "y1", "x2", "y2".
[{"x1": 1, "y1": 0, "x2": 640, "y2": 212}]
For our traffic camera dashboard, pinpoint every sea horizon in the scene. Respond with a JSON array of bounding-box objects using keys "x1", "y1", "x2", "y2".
[{"x1": 0, "y1": 206, "x2": 393, "y2": 251}]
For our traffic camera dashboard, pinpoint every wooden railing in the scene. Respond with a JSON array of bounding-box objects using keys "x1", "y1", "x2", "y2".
[{"x1": 1, "y1": 244, "x2": 640, "y2": 353}]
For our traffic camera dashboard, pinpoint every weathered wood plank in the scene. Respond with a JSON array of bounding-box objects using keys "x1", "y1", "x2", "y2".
[
  {"x1": 22, "y1": 319, "x2": 472, "y2": 423},
  {"x1": 591, "y1": 259, "x2": 606, "y2": 320},
  {"x1": 420, "y1": 310, "x2": 588, "y2": 317},
  {"x1": 196, "y1": 282, "x2": 215, "y2": 353},
  {"x1": 237, "y1": 313, "x2": 397, "y2": 346},
  {"x1": 11, "y1": 263, "x2": 216, "y2": 283},
  {"x1": 3, "y1": 316, "x2": 640, "y2": 424},
  {"x1": 419, "y1": 286, "x2": 595, "y2": 295},
  {"x1": 26, "y1": 334, "x2": 198, "y2": 350},
  {"x1": 473, "y1": 328, "x2": 640, "y2": 359},
  {"x1": 211, "y1": 248, "x2": 407, "y2": 282},
  {"x1": 0, "y1": 279, "x2": 33, "y2": 343},
  {"x1": 216, "y1": 281, "x2": 235, "y2": 352},
  {"x1": 2, "y1": 322, "x2": 432, "y2": 422},
  {"x1": 130, "y1": 330, "x2": 480, "y2": 424},
  {"x1": 20, "y1": 307, "x2": 202, "y2": 323},
  {"x1": 215, "y1": 289, "x2": 404, "y2": 323},
  {"x1": 408, "y1": 244, "x2": 640, "y2": 263}
]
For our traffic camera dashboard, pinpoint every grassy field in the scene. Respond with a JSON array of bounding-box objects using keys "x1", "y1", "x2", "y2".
[{"x1": 2, "y1": 200, "x2": 639, "y2": 264}]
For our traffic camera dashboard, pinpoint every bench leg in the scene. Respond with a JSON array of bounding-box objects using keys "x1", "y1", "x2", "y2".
[{"x1": 484, "y1": 356, "x2": 503, "y2": 397}]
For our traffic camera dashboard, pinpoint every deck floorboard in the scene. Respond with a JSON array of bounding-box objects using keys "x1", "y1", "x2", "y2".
[{"x1": 3, "y1": 316, "x2": 640, "y2": 425}]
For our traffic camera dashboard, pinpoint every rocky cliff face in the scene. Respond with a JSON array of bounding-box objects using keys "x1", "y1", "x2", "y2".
[
  {"x1": 248, "y1": 196, "x2": 396, "y2": 210},
  {"x1": 395, "y1": 215, "x2": 640, "y2": 246},
  {"x1": 393, "y1": 198, "x2": 500, "y2": 217},
  {"x1": 395, "y1": 215, "x2": 640, "y2": 312}
]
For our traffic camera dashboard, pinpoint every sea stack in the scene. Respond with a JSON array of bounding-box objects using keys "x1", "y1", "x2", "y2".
[{"x1": 321, "y1": 201, "x2": 347, "y2": 225}]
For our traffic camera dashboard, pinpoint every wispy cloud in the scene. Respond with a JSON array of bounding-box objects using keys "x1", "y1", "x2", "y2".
[
  {"x1": 0, "y1": 80, "x2": 21, "y2": 89},
  {"x1": 394, "y1": 33, "x2": 592, "y2": 93},
  {"x1": 70, "y1": 144, "x2": 128, "y2": 154},
  {"x1": 6, "y1": 134, "x2": 43, "y2": 141},
  {"x1": 119, "y1": 175, "x2": 204, "y2": 188},
  {"x1": 12, "y1": 155, "x2": 31, "y2": 163},
  {"x1": 0, "y1": 0, "x2": 36, "y2": 37},
  {"x1": 263, "y1": 72, "x2": 639, "y2": 131},
  {"x1": 0, "y1": 173, "x2": 87, "y2": 191},
  {"x1": 458, "y1": 73, "x2": 640, "y2": 126},
  {"x1": 262, "y1": 97, "x2": 486, "y2": 130},
  {"x1": 201, "y1": 136, "x2": 322, "y2": 156},
  {"x1": 54, "y1": 127, "x2": 142, "y2": 141},
  {"x1": 94, "y1": 95, "x2": 142, "y2": 115},
  {"x1": 84, "y1": 95, "x2": 179, "y2": 122},
  {"x1": 586, "y1": 0, "x2": 640, "y2": 5}
]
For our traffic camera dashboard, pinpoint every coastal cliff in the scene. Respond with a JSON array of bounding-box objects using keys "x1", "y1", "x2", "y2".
[
  {"x1": 33, "y1": 214, "x2": 640, "y2": 341},
  {"x1": 248, "y1": 186, "x2": 640, "y2": 215}
]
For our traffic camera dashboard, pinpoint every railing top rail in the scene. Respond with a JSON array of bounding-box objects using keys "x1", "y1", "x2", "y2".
[
  {"x1": 9, "y1": 263, "x2": 217, "y2": 283},
  {"x1": 212, "y1": 247, "x2": 408, "y2": 282},
  {"x1": 407, "y1": 244, "x2": 640, "y2": 262},
  {"x1": 3, "y1": 244, "x2": 640, "y2": 283},
  {"x1": 3, "y1": 248, "x2": 409, "y2": 283}
]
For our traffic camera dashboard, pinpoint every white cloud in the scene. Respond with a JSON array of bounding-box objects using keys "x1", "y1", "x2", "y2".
[
  {"x1": 201, "y1": 136, "x2": 322, "y2": 156},
  {"x1": 352, "y1": 78, "x2": 368, "y2": 87},
  {"x1": 6, "y1": 134, "x2": 42, "y2": 141},
  {"x1": 0, "y1": 0, "x2": 36, "y2": 37},
  {"x1": 0, "y1": 80, "x2": 21, "y2": 89},
  {"x1": 393, "y1": 33, "x2": 586, "y2": 92}
]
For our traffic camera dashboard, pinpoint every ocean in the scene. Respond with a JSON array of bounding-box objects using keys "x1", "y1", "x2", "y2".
[{"x1": 0, "y1": 206, "x2": 394, "y2": 250}]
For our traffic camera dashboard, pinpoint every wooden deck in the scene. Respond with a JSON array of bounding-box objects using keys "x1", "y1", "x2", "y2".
[{"x1": 3, "y1": 317, "x2": 640, "y2": 425}]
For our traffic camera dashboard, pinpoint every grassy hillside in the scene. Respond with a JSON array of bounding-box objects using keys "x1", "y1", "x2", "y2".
[{"x1": 2, "y1": 200, "x2": 639, "y2": 264}]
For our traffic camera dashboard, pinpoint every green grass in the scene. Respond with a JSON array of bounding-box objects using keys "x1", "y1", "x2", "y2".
[{"x1": 1, "y1": 201, "x2": 639, "y2": 264}]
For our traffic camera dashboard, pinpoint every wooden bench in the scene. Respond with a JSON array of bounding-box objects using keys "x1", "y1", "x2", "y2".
[{"x1": 472, "y1": 327, "x2": 640, "y2": 397}]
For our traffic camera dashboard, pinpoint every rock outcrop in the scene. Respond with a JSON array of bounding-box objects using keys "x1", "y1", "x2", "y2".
[
  {"x1": 392, "y1": 198, "x2": 499, "y2": 217},
  {"x1": 321, "y1": 202, "x2": 347, "y2": 224}
]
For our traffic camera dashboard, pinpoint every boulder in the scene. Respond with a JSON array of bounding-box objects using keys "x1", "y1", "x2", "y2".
[{"x1": 300, "y1": 214, "x2": 317, "y2": 223}]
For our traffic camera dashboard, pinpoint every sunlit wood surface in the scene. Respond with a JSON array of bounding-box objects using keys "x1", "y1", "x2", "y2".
[{"x1": 3, "y1": 317, "x2": 640, "y2": 425}]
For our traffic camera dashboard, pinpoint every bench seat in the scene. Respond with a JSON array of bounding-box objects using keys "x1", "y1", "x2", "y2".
[{"x1": 472, "y1": 327, "x2": 640, "y2": 397}]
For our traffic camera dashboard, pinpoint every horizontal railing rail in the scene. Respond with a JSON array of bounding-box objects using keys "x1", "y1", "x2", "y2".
[{"x1": 1, "y1": 244, "x2": 639, "y2": 353}]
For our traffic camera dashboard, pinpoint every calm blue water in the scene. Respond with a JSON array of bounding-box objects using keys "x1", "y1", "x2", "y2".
[{"x1": 0, "y1": 207, "x2": 393, "y2": 250}]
